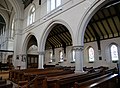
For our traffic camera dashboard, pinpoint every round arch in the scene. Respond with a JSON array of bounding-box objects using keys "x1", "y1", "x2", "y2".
[
  {"x1": 76, "y1": 0, "x2": 110, "y2": 46},
  {"x1": 39, "y1": 19, "x2": 74, "y2": 52}
]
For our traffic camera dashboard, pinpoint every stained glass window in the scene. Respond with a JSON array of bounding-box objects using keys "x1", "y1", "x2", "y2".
[
  {"x1": 88, "y1": 47, "x2": 95, "y2": 62},
  {"x1": 110, "y1": 44, "x2": 119, "y2": 61},
  {"x1": 59, "y1": 51, "x2": 63, "y2": 62},
  {"x1": 49, "y1": 52, "x2": 53, "y2": 62},
  {"x1": 72, "y1": 50, "x2": 75, "y2": 62}
]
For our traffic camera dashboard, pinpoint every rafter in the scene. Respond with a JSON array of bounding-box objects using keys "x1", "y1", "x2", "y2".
[
  {"x1": 89, "y1": 24, "x2": 101, "y2": 50},
  {"x1": 96, "y1": 13, "x2": 109, "y2": 38},
  {"x1": 101, "y1": 10, "x2": 114, "y2": 37},
  {"x1": 87, "y1": 26, "x2": 95, "y2": 41},
  {"x1": 108, "y1": 7, "x2": 120, "y2": 36}
]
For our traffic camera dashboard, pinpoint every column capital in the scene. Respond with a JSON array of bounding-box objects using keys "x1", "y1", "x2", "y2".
[{"x1": 73, "y1": 46, "x2": 84, "y2": 51}]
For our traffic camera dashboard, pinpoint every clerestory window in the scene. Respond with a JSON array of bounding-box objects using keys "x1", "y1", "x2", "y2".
[{"x1": 47, "y1": 0, "x2": 62, "y2": 12}]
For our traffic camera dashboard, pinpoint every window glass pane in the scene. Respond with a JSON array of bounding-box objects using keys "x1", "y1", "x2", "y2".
[
  {"x1": 72, "y1": 50, "x2": 75, "y2": 61},
  {"x1": 60, "y1": 51, "x2": 63, "y2": 62},
  {"x1": 49, "y1": 52, "x2": 53, "y2": 62},
  {"x1": 29, "y1": 14, "x2": 32, "y2": 24},
  {"x1": 51, "y1": 0, "x2": 55, "y2": 10},
  {"x1": 11, "y1": 19, "x2": 15, "y2": 38},
  {"x1": 56, "y1": 0, "x2": 61, "y2": 7},
  {"x1": 111, "y1": 45, "x2": 119, "y2": 61},
  {"x1": 29, "y1": 6, "x2": 35, "y2": 24},
  {"x1": 32, "y1": 7, "x2": 35, "y2": 12},
  {"x1": 89, "y1": 47, "x2": 94, "y2": 62}
]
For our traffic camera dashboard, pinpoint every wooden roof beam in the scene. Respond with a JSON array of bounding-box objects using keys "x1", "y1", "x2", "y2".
[{"x1": 101, "y1": 10, "x2": 114, "y2": 37}]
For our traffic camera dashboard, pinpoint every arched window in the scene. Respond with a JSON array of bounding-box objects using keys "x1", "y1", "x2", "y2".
[
  {"x1": 49, "y1": 52, "x2": 53, "y2": 62},
  {"x1": 110, "y1": 44, "x2": 119, "y2": 61},
  {"x1": 59, "y1": 51, "x2": 63, "y2": 62},
  {"x1": 47, "y1": 0, "x2": 61, "y2": 12},
  {"x1": 28, "y1": 5, "x2": 35, "y2": 25},
  {"x1": 72, "y1": 50, "x2": 75, "y2": 62},
  {"x1": 88, "y1": 47, "x2": 95, "y2": 62},
  {"x1": 11, "y1": 18, "x2": 15, "y2": 39}
]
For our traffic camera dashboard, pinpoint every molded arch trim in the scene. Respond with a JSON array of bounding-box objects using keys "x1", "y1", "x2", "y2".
[
  {"x1": 39, "y1": 19, "x2": 74, "y2": 52},
  {"x1": 76, "y1": 0, "x2": 110, "y2": 46}
]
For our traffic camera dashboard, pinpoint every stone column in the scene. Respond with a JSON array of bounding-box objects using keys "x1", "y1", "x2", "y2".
[
  {"x1": 13, "y1": 18, "x2": 23, "y2": 67},
  {"x1": 38, "y1": 51, "x2": 45, "y2": 69},
  {"x1": 73, "y1": 46, "x2": 84, "y2": 73}
]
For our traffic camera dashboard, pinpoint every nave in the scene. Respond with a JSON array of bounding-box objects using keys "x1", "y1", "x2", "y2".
[
  {"x1": 0, "y1": 0, "x2": 120, "y2": 88},
  {"x1": 8, "y1": 66, "x2": 120, "y2": 88}
]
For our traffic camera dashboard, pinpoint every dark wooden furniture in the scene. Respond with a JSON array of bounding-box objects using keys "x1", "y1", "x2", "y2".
[
  {"x1": 74, "y1": 74, "x2": 118, "y2": 88},
  {"x1": 47, "y1": 68, "x2": 115, "y2": 88},
  {"x1": 27, "y1": 54, "x2": 38, "y2": 68},
  {"x1": 0, "y1": 62, "x2": 9, "y2": 71},
  {"x1": 9, "y1": 68, "x2": 74, "y2": 83},
  {"x1": 0, "y1": 83, "x2": 13, "y2": 88}
]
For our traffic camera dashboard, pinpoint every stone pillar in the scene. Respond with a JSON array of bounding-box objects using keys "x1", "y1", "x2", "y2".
[
  {"x1": 73, "y1": 46, "x2": 84, "y2": 73},
  {"x1": 13, "y1": 18, "x2": 23, "y2": 67},
  {"x1": 38, "y1": 51, "x2": 45, "y2": 69}
]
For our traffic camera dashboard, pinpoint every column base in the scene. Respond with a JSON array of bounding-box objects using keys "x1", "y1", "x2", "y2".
[{"x1": 74, "y1": 70, "x2": 87, "y2": 74}]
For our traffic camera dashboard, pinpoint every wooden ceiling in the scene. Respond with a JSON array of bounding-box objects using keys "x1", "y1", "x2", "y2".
[
  {"x1": 85, "y1": 0, "x2": 120, "y2": 43},
  {"x1": 45, "y1": 24, "x2": 72, "y2": 50},
  {"x1": 45, "y1": 0, "x2": 120, "y2": 50},
  {"x1": 1, "y1": 0, "x2": 120, "y2": 50}
]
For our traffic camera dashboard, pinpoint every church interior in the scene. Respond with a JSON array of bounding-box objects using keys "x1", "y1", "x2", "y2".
[{"x1": 0, "y1": 0, "x2": 120, "y2": 88}]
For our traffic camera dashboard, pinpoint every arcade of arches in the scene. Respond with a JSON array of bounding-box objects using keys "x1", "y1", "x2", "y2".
[{"x1": 0, "y1": 0, "x2": 120, "y2": 73}]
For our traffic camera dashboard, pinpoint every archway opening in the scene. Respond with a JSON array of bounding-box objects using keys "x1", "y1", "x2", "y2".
[
  {"x1": 44, "y1": 24, "x2": 73, "y2": 67},
  {"x1": 83, "y1": 0, "x2": 120, "y2": 68},
  {"x1": 26, "y1": 35, "x2": 38, "y2": 68}
]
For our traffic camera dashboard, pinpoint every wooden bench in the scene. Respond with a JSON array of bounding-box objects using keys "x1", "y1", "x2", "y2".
[
  {"x1": 9, "y1": 68, "x2": 74, "y2": 83},
  {"x1": 47, "y1": 69, "x2": 114, "y2": 88},
  {"x1": 0, "y1": 83, "x2": 13, "y2": 88},
  {"x1": 0, "y1": 80, "x2": 6, "y2": 85},
  {"x1": 0, "y1": 62, "x2": 9, "y2": 71},
  {"x1": 18, "y1": 75, "x2": 47, "y2": 88},
  {"x1": 74, "y1": 74, "x2": 118, "y2": 88}
]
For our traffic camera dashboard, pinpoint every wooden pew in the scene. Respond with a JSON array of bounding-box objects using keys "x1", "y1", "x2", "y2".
[
  {"x1": 0, "y1": 80, "x2": 6, "y2": 85},
  {"x1": 9, "y1": 68, "x2": 74, "y2": 83},
  {"x1": 18, "y1": 75, "x2": 47, "y2": 88},
  {"x1": 0, "y1": 62, "x2": 9, "y2": 71},
  {"x1": 0, "y1": 83, "x2": 13, "y2": 88},
  {"x1": 22, "y1": 69, "x2": 74, "y2": 82},
  {"x1": 74, "y1": 74, "x2": 118, "y2": 88},
  {"x1": 18, "y1": 80, "x2": 28, "y2": 88},
  {"x1": 47, "y1": 69, "x2": 114, "y2": 88}
]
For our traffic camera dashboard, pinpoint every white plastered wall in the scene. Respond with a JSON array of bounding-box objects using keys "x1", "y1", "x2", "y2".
[{"x1": 19, "y1": 0, "x2": 119, "y2": 69}]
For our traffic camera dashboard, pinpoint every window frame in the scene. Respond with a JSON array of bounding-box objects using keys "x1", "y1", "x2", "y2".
[
  {"x1": 88, "y1": 47, "x2": 95, "y2": 63},
  {"x1": 71, "y1": 49, "x2": 75, "y2": 63},
  {"x1": 110, "y1": 43, "x2": 119, "y2": 62},
  {"x1": 47, "y1": 0, "x2": 62, "y2": 13},
  {"x1": 27, "y1": 5, "x2": 36, "y2": 25},
  {"x1": 59, "y1": 50, "x2": 64, "y2": 62},
  {"x1": 49, "y1": 51, "x2": 53, "y2": 63},
  {"x1": 11, "y1": 18, "x2": 15, "y2": 39}
]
